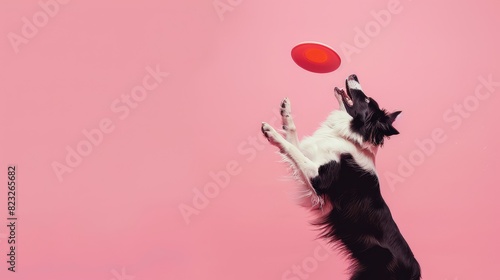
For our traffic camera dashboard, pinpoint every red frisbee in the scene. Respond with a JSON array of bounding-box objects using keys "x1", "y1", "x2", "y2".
[{"x1": 291, "y1": 42, "x2": 341, "y2": 73}]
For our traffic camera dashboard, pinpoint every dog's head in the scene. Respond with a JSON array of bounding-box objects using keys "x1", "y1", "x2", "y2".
[{"x1": 334, "y1": 74, "x2": 401, "y2": 146}]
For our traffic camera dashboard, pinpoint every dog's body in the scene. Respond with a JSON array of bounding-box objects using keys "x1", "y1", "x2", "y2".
[{"x1": 261, "y1": 75, "x2": 421, "y2": 280}]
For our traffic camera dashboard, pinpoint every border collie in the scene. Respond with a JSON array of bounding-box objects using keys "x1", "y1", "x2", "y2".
[{"x1": 261, "y1": 74, "x2": 421, "y2": 280}]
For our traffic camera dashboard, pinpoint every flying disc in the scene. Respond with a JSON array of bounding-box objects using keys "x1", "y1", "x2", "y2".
[{"x1": 291, "y1": 42, "x2": 341, "y2": 73}]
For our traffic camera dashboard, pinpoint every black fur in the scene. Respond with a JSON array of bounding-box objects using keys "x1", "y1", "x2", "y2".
[
  {"x1": 309, "y1": 75, "x2": 421, "y2": 279},
  {"x1": 311, "y1": 155, "x2": 420, "y2": 279},
  {"x1": 343, "y1": 75, "x2": 401, "y2": 146},
  {"x1": 263, "y1": 74, "x2": 421, "y2": 279}
]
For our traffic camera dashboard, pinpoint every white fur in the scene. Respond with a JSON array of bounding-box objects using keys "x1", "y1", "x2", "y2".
[
  {"x1": 300, "y1": 110, "x2": 377, "y2": 174},
  {"x1": 347, "y1": 79, "x2": 362, "y2": 90},
  {"x1": 262, "y1": 96, "x2": 378, "y2": 210}
]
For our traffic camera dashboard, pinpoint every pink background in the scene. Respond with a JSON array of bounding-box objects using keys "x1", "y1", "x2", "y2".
[{"x1": 1, "y1": 0, "x2": 499, "y2": 279}]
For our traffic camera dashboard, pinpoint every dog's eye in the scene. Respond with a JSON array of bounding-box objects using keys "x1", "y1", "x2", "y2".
[{"x1": 365, "y1": 98, "x2": 370, "y2": 103}]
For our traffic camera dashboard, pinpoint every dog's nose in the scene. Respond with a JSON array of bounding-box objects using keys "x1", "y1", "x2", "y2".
[{"x1": 348, "y1": 74, "x2": 358, "y2": 82}]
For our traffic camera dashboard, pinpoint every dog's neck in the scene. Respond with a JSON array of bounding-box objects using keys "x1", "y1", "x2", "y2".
[{"x1": 322, "y1": 110, "x2": 379, "y2": 161}]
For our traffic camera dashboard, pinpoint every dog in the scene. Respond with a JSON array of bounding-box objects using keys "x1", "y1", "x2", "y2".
[{"x1": 261, "y1": 74, "x2": 421, "y2": 280}]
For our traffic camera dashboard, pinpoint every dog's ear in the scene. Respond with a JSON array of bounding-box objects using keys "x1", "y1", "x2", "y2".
[
  {"x1": 387, "y1": 111, "x2": 402, "y2": 125},
  {"x1": 385, "y1": 125, "x2": 399, "y2": 136}
]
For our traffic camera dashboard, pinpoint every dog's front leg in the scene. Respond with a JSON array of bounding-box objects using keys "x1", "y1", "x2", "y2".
[
  {"x1": 261, "y1": 122, "x2": 324, "y2": 208},
  {"x1": 280, "y1": 98, "x2": 300, "y2": 148}
]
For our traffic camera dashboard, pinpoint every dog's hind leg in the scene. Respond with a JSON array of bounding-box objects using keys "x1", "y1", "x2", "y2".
[
  {"x1": 280, "y1": 98, "x2": 300, "y2": 148},
  {"x1": 261, "y1": 122, "x2": 323, "y2": 208}
]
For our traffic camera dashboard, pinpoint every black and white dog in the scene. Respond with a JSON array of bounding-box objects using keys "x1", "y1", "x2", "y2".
[{"x1": 261, "y1": 74, "x2": 421, "y2": 280}]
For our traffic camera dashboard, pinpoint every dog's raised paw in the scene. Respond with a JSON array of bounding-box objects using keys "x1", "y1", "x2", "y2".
[
  {"x1": 261, "y1": 122, "x2": 282, "y2": 147},
  {"x1": 261, "y1": 122, "x2": 269, "y2": 136},
  {"x1": 261, "y1": 122, "x2": 273, "y2": 138},
  {"x1": 280, "y1": 97, "x2": 291, "y2": 117},
  {"x1": 280, "y1": 97, "x2": 297, "y2": 134}
]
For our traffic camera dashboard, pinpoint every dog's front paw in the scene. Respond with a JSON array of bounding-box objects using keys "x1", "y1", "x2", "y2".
[
  {"x1": 280, "y1": 97, "x2": 291, "y2": 117},
  {"x1": 261, "y1": 122, "x2": 283, "y2": 148},
  {"x1": 280, "y1": 97, "x2": 295, "y2": 132}
]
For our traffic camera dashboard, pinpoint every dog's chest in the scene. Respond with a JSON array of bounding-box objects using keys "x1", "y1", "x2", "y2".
[{"x1": 300, "y1": 135, "x2": 376, "y2": 174}]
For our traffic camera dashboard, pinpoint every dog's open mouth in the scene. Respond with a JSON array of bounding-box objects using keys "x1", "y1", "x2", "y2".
[{"x1": 335, "y1": 87, "x2": 353, "y2": 107}]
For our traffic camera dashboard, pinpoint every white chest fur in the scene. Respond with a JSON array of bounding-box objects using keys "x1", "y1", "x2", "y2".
[{"x1": 299, "y1": 110, "x2": 378, "y2": 175}]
